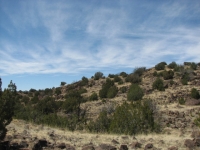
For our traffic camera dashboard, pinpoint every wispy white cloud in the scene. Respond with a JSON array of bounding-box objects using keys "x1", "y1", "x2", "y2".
[{"x1": 0, "y1": 0, "x2": 200, "y2": 77}]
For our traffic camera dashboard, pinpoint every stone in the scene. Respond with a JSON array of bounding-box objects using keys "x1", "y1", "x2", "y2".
[
  {"x1": 145, "y1": 143, "x2": 153, "y2": 149},
  {"x1": 129, "y1": 141, "x2": 141, "y2": 148},
  {"x1": 168, "y1": 146, "x2": 178, "y2": 150},
  {"x1": 184, "y1": 139, "x2": 195, "y2": 149},
  {"x1": 119, "y1": 144, "x2": 128, "y2": 150}
]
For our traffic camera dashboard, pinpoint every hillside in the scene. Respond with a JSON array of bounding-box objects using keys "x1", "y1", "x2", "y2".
[{"x1": 2, "y1": 61, "x2": 200, "y2": 149}]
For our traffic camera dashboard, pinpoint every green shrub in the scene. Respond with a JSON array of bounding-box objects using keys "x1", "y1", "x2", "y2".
[
  {"x1": 152, "y1": 78, "x2": 165, "y2": 91},
  {"x1": 174, "y1": 65, "x2": 184, "y2": 72},
  {"x1": 153, "y1": 71, "x2": 157, "y2": 77},
  {"x1": 190, "y1": 62, "x2": 197, "y2": 70},
  {"x1": 87, "y1": 110, "x2": 110, "y2": 133},
  {"x1": 107, "y1": 86, "x2": 118, "y2": 98},
  {"x1": 109, "y1": 99, "x2": 159, "y2": 135},
  {"x1": 89, "y1": 92, "x2": 98, "y2": 101},
  {"x1": 118, "y1": 80, "x2": 124, "y2": 85},
  {"x1": 133, "y1": 67, "x2": 146, "y2": 76},
  {"x1": 94, "y1": 72, "x2": 104, "y2": 80},
  {"x1": 125, "y1": 74, "x2": 141, "y2": 84},
  {"x1": 168, "y1": 61, "x2": 177, "y2": 69},
  {"x1": 81, "y1": 76, "x2": 89, "y2": 86},
  {"x1": 191, "y1": 88, "x2": 200, "y2": 99},
  {"x1": 108, "y1": 74, "x2": 115, "y2": 78},
  {"x1": 169, "y1": 80, "x2": 174, "y2": 85},
  {"x1": 114, "y1": 75, "x2": 122, "y2": 83},
  {"x1": 162, "y1": 70, "x2": 174, "y2": 80},
  {"x1": 55, "y1": 88, "x2": 61, "y2": 95},
  {"x1": 120, "y1": 86, "x2": 127, "y2": 93},
  {"x1": 127, "y1": 84, "x2": 144, "y2": 101},
  {"x1": 99, "y1": 79, "x2": 116, "y2": 99},
  {"x1": 181, "y1": 73, "x2": 190, "y2": 85},
  {"x1": 155, "y1": 62, "x2": 167, "y2": 70},
  {"x1": 178, "y1": 98, "x2": 185, "y2": 105},
  {"x1": 120, "y1": 72, "x2": 128, "y2": 77}
]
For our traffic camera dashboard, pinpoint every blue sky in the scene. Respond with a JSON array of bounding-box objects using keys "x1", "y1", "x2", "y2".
[{"x1": 0, "y1": 0, "x2": 200, "y2": 91}]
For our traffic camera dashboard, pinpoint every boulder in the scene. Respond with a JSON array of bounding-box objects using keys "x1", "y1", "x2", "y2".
[
  {"x1": 96, "y1": 144, "x2": 117, "y2": 150},
  {"x1": 129, "y1": 141, "x2": 141, "y2": 148},
  {"x1": 119, "y1": 144, "x2": 128, "y2": 150},
  {"x1": 184, "y1": 139, "x2": 195, "y2": 149},
  {"x1": 185, "y1": 99, "x2": 200, "y2": 106},
  {"x1": 57, "y1": 143, "x2": 66, "y2": 149},
  {"x1": 145, "y1": 143, "x2": 153, "y2": 149},
  {"x1": 168, "y1": 146, "x2": 178, "y2": 150}
]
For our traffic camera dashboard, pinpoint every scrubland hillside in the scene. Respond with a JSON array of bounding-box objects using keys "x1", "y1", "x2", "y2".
[{"x1": 2, "y1": 61, "x2": 200, "y2": 149}]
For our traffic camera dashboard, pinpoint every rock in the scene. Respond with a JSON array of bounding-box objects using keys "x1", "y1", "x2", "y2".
[
  {"x1": 20, "y1": 141, "x2": 29, "y2": 148},
  {"x1": 184, "y1": 139, "x2": 195, "y2": 149},
  {"x1": 119, "y1": 144, "x2": 128, "y2": 150},
  {"x1": 168, "y1": 146, "x2": 178, "y2": 150},
  {"x1": 32, "y1": 139, "x2": 48, "y2": 150},
  {"x1": 194, "y1": 137, "x2": 200, "y2": 146},
  {"x1": 65, "y1": 143, "x2": 75, "y2": 150},
  {"x1": 129, "y1": 141, "x2": 141, "y2": 148},
  {"x1": 96, "y1": 144, "x2": 117, "y2": 150},
  {"x1": 145, "y1": 143, "x2": 153, "y2": 149},
  {"x1": 0, "y1": 141, "x2": 10, "y2": 150},
  {"x1": 185, "y1": 99, "x2": 200, "y2": 106},
  {"x1": 57, "y1": 143, "x2": 66, "y2": 149},
  {"x1": 10, "y1": 142, "x2": 20, "y2": 149},
  {"x1": 111, "y1": 139, "x2": 119, "y2": 144},
  {"x1": 82, "y1": 145, "x2": 95, "y2": 150}
]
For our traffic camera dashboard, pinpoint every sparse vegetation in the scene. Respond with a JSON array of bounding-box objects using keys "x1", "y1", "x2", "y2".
[
  {"x1": 178, "y1": 98, "x2": 185, "y2": 105},
  {"x1": 168, "y1": 61, "x2": 177, "y2": 69},
  {"x1": 152, "y1": 78, "x2": 165, "y2": 91},
  {"x1": 127, "y1": 84, "x2": 144, "y2": 101},
  {"x1": 191, "y1": 88, "x2": 200, "y2": 99},
  {"x1": 155, "y1": 62, "x2": 167, "y2": 70},
  {"x1": 94, "y1": 72, "x2": 104, "y2": 80},
  {"x1": 89, "y1": 92, "x2": 98, "y2": 101}
]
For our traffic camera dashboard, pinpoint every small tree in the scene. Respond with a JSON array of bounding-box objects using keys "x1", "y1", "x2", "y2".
[
  {"x1": 152, "y1": 78, "x2": 165, "y2": 91},
  {"x1": 0, "y1": 78, "x2": 16, "y2": 140},
  {"x1": 89, "y1": 92, "x2": 98, "y2": 101},
  {"x1": 94, "y1": 72, "x2": 103, "y2": 80},
  {"x1": 191, "y1": 88, "x2": 200, "y2": 99},
  {"x1": 155, "y1": 62, "x2": 167, "y2": 71},
  {"x1": 168, "y1": 61, "x2": 177, "y2": 69},
  {"x1": 60, "y1": 82, "x2": 66, "y2": 86},
  {"x1": 127, "y1": 84, "x2": 144, "y2": 101}
]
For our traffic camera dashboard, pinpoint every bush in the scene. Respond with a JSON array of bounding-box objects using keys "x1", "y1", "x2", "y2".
[
  {"x1": 125, "y1": 74, "x2": 141, "y2": 84},
  {"x1": 133, "y1": 67, "x2": 146, "y2": 76},
  {"x1": 153, "y1": 71, "x2": 157, "y2": 77},
  {"x1": 174, "y1": 65, "x2": 184, "y2": 72},
  {"x1": 178, "y1": 98, "x2": 185, "y2": 105},
  {"x1": 120, "y1": 86, "x2": 127, "y2": 93},
  {"x1": 94, "y1": 72, "x2": 104, "y2": 80},
  {"x1": 60, "y1": 82, "x2": 66, "y2": 86},
  {"x1": 108, "y1": 74, "x2": 115, "y2": 78},
  {"x1": 190, "y1": 62, "x2": 197, "y2": 70},
  {"x1": 120, "y1": 72, "x2": 128, "y2": 77},
  {"x1": 168, "y1": 61, "x2": 177, "y2": 69},
  {"x1": 87, "y1": 110, "x2": 110, "y2": 133},
  {"x1": 191, "y1": 88, "x2": 200, "y2": 99},
  {"x1": 155, "y1": 62, "x2": 167, "y2": 70},
  {"x1": 181, "y1": 73, "x2": 190, "y2": 85},
  {"x1": 109, "y1": 99, "x2": 159, "y2": 135},
  {"x1": 127, "y1": 84, "x2": 144, "y2": 101},
  {"x1": 107, "y1": 86, "x2": 118, "y2": 98},
  {"x1": 99, "y1": 79, "x2": 116, "y2": 99},
  {"x1": 118, "y1": 80, "x2": 124, "y2": 85},
  {"x1": 114, "y1": 75, "x2": 122, "y2": 83},
  {"x1": 152, "y1": 78, "x2": 165, "y2": 91},
  {"x1": 81, "y1": 76, "x2": 89, "y2": 86},
  {"x1": 162, "y1": 70, "x2": 174, "y2": 80},
  {"x1": 89, "y1": 92, "x2": 98, "y2": 101},
  {"x1": 55, "y1": 88, "x2": 61, "y2": 95}
]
